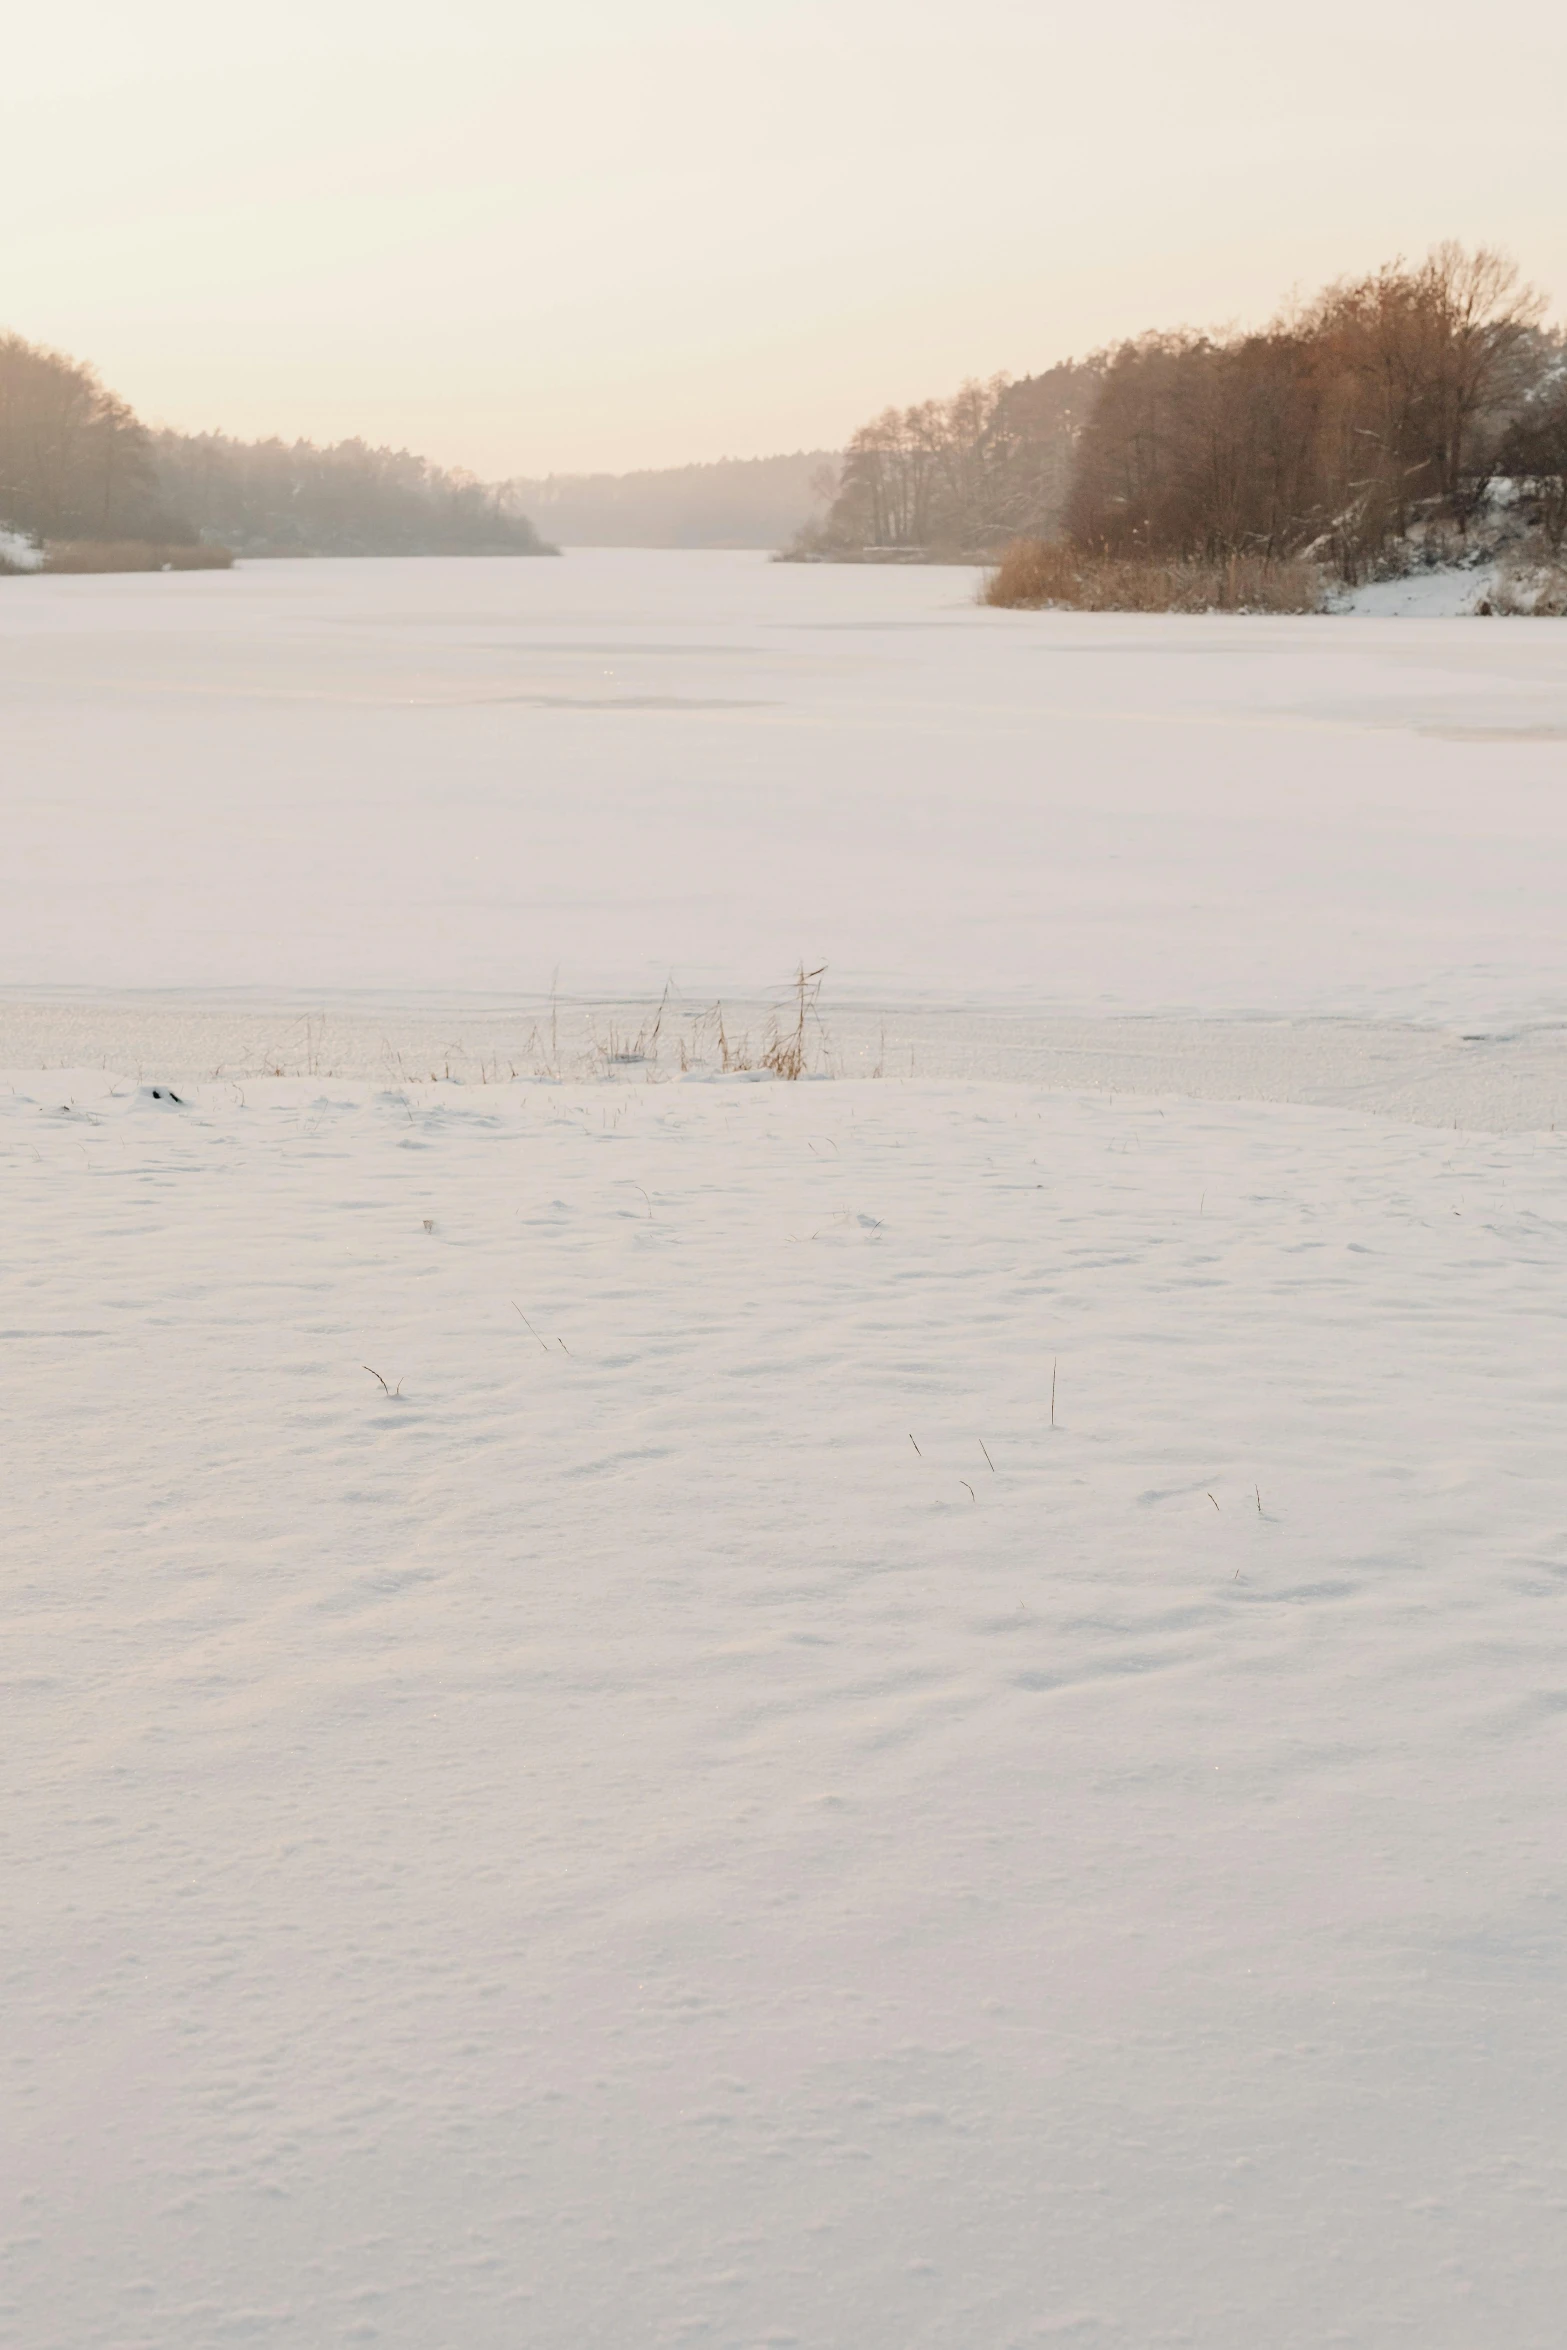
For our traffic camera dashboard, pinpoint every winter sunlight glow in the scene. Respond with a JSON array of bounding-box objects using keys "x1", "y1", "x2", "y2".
[{"x1": 5, "y1": 0, "x2": 1565, "y2": 470}]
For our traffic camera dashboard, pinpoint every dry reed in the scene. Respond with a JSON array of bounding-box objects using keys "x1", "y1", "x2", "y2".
[
  {"x1": 707, "y1": 963, "x2": 829, "y2": 1079},
  {"x1": 982, "y1": 538, "x2": 1324, "y2": 615}
]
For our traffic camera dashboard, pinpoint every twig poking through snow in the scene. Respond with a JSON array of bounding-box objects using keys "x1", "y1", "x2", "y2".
[
  {"x1": 909, "y1": 1433, "x2": 922, "y2": 1457},
  {"x1": 513, "y1": 1303, "x2": 550, "y2": 1353},
  {"x1": 363, "y1": 1365, "x2": 403, "y2": 1398}
]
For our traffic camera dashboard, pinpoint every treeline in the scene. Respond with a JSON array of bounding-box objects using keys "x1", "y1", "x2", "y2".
[
  {"x1": 795, "y1": 246, "x2": 1567, "y2": 579},
  {"x1": 1070, "y1": 246, "x2": 1561, "y2": 577},
  {"x1": 0, "y1": 331, "x2": 553, "y2": 560},
  {"x1": 509, "y1": 452, "x2": 838, "y2": 548},
  {"x1": 153, "y1": 432, "x2": 552, "y2": 557},
  {"x1": 790, "y1": 363, "x2": 1101, "y2": 558},
  {"x1": 0, "y1": 331, "x2": 189, "y2": 543}
]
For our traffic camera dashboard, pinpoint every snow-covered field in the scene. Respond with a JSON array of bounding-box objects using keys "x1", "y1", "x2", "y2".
[{"x1": 4, "y1": 555, "x2": 1567, "y2": 2348}]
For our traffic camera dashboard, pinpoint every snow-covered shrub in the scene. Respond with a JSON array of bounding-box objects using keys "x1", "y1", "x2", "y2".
[
  {"x1": 1488, "y1": 555, "x2": 1567, "y2": 616},
  {"x1": 0, "y1": 527, "x2": 44, "y2": 573}
]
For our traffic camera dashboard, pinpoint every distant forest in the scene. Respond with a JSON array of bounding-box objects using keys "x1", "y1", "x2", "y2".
[
  {"x1": 0, "y1": 331, "x2": 554, "y2": 559},
  {"x1": 152, "y1": 432, "x2": 552, "y2": 558},
  {"x1": 10, "y1": 245, "x2": 1564, "y2": 582},
  {"x1": 0, "y1": 323, "x2": 833, "y2": 560},
  {"x1": 794, "y1": 245, "x2": 1567, "y2": 583},
  {"x1": 507, "y1": 453, "x2": 837, "y2": 548}
]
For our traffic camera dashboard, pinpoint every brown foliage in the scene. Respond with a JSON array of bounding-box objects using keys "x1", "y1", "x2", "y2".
[
  {"x1": 798, "y1": 245, "x2": 1558, "y2": 582},
  {"x1": 1066, "y1": 246, "x2": 1551, "y2": 579},
  {"x1": 983, "y1": 538, "x2": 1324, "y2": 614},
  {"x1": 0, "y1": 333, "x2": 191, "y2": 543}
]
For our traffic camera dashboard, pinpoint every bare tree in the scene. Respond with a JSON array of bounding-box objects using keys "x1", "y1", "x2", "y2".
[{"x1": 796, "y1": 362, "x2": 1102, "y2": 557}]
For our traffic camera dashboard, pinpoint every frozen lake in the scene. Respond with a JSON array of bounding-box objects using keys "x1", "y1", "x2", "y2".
[
  {"x1": 4, "y1": 548, "x2": 1567, "y2": 1025},
  {"x1": 6, "y1": 555, "x2": 1567, "y2": 2349}
]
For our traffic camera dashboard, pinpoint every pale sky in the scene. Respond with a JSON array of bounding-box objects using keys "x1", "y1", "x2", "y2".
[{"x1": 5, "y1": 0, "x2": 1565, "y2": 478}]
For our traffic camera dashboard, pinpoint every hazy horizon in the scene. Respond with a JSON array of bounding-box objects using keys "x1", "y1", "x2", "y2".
[{"x1": 7, "y1": 0, "x2": 1567, "y2": 477}]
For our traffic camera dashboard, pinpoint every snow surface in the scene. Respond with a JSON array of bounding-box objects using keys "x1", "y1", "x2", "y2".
[
  {"x1": 4, "y1": 550, "x2": 1567, "y2": 1026},
  {"x1": 1334, "y1": 565, "x2": 1498, "y2": 618},
  {"x1": 5, "y1": 553, "x2": 1567, "y2": 2348},
  {"x1": 7, "y1": 1072, "x2": 1567, "y2": 2348}
]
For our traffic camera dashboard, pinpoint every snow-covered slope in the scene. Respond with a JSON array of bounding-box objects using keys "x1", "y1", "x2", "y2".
[
  {"x1": 1333, "y1": 563, "x2": 1497, "y2": 616},
  {"x1": 6, "y1": 1073, "x2": 1567, "y2": 2349}
]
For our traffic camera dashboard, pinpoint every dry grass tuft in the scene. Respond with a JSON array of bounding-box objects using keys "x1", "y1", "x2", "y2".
[
  {"x1": 982, "y1": 538, "x2": 1324, "y2": 615},
  {"x1": 707, "y1": 965, "x2": 831, "y2": 1080},
  {"x1": 42, "y1": 540, "x2": 235, "y2": 574},
  {"x1": 596, "y1": 983, "x2": 671, "y2": 1072},
  {"x1": 761, "y1": 962, "x2": 827, "y2": 1080}
]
